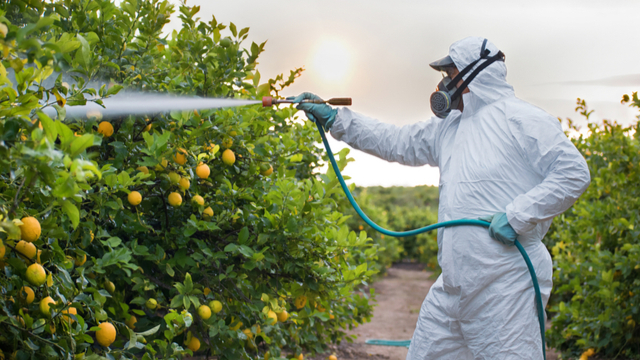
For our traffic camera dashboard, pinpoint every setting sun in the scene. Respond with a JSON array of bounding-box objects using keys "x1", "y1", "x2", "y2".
[{"x1": 312, "y1": 39, "x2": 351, "y2": 83}]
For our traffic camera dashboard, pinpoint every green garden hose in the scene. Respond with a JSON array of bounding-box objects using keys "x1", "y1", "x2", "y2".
[{"x1": 315, "y1": 122, "x2": 547, "y2": 359}]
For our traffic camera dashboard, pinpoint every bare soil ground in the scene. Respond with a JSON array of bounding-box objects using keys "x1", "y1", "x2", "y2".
[{"x1": 311, "y1": 262, "x2": 559, "y2": 360}]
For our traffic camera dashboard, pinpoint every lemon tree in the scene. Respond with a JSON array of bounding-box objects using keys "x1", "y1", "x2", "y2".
[
  {"x1": 544, "y1": 97, "x2": 640, "y2": 358},
  {"x1": 0, "y1": 1, "x2": 380, "y2": 359}
]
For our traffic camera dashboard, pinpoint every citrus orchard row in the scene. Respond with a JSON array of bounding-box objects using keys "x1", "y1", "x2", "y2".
[{"x1": 0, "y1": 1, "x2": 382, "y2": 359}]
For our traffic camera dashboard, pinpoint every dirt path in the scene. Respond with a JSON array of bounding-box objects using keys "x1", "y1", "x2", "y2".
[{"x1": 312, "y1": 262, "x2": 559, "y2": 360}]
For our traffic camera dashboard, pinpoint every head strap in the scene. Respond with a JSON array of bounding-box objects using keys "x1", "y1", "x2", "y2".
[{"x1": 445, "y1": 39, "x2": 505, "y2": 100}]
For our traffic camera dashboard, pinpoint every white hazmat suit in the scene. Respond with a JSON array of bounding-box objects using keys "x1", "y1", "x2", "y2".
[{"x1": 329, "y1": 37, "x2": 590, "y2": 359}]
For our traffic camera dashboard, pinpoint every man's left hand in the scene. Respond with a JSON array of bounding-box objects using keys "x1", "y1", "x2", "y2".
[{"x1": 479, "y1": 212, "x2": 518, "y2": 246}]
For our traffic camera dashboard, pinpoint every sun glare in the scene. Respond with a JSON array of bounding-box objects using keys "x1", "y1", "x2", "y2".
[{"x1": 312, "y1": 39, "x2": 351, "y2": 82}]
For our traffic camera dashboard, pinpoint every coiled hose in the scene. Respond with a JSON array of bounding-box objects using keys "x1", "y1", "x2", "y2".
[{"x1": 315, "y1": 122, "x2": 546, "y2": 359}]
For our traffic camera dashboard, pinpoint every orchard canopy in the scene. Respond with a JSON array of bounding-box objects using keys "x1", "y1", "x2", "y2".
[{"x1": 0, "y1": 1, "x2": 384, "y2": 359}]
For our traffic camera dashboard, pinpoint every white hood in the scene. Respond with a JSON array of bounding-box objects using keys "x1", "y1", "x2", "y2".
[{"x1": 449, "y1": 37, "x2": 515, "y2": 115}]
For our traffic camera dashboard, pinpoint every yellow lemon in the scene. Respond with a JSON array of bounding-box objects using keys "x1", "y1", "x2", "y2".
[
  {"x1": 276, "y1": 310, "x2": 289, "y2": 322},
  {"x1": 222, "y1": 138, "x2": 233, "y2": 148},
  {"x1": 265, "y1": 352, "x2": 270, "y2": 360},
  {"x1": 128, "y1": 191, "x2": 142, "y2": 206},
  {"x1": 242, "y1": 328, "x2": 254, "y2": 339},
  {"x1": 143, "y1": 119, "x2": 152, "y2": 132},
  {"x1": 209, "y1": 300, "x2": 222, "y2": 313},
  {"x1": 20, "y1": 216, "x2": 41, "y2": 242},
  {"x1": 155, "y1": 158, "x2": 168, "y2": 171},
  {"x1": 61, "y1": 306, "x2": 77, "y2": 323},
  {"x1": 230, "y1": 317, "x2": 242, "y2": 331},
  {"x1": 222, "y1": 149, "x2": 235, "y2": 166},
  {"x1": 137, "y1": 166, "x2": 149, "y2": 174},
  {"x1": 168, "y1": 192, "x2": 182, "y2": 207},
  {"x1": 192, "y1": 195, "x2": 205, "y2": 206},
  {"x1": 125, "y1": 315, "x2": 137, "y2": 329},
  {"x1": 15, "y1": 240, "x2": 36, "y2": 260},
  {"x1": 96, "y1": 322, "x2": 116, "y2": 347},
  {"x1": 266, "y1": 310, "x2": 278, "y2": 325},
  {"x1": 294, "y1": 295, "x2": 307, "y2": 309},
  {"x1": 173, "y1": 148, "x2": 188, "y2": 165},
  {"x1": 203, "y1": 207, "x2": 214, "y2": 219},
  {"x1": 97, "y1": 122, "x2": 114, "y2": 137},
  {"x1": 296, "y1": 353, "x2": 304, "y2": 360},
  {"x1": 260, "y1": 164, "x2": 273, "y2": 176},
  {"x1": 198, "y1": 305, "x2": 212, "y2": 320},
  {"x1": 25, "y1": 263, "x2": 46, "y2": 286},
  {"x1": 74, "y1": 254, "x2": 87, "y2": 266},
  {"x1": 146, "y1": 298, "x2": 157, "y2": 310},
  {"x1": 329, "y1": 356, "x2": 337, "y2": 360},
  {"x1": 186, "y1": 336, "x2": 200, "y2": 352},
  {"x1": 40, "y1": 296, "x2": 55, "y2": 316},
  {"x1": 203, "y1": 287, "x2": 211, "y2": 296},
  {"x1": 196, "y1": 163, "x2": 210, "y2": 179},
  {"x1": 19, "y1": 286, "x2": 35, "y2": 304},
  {"x1": 179, "y1": 177, "x2": 190, "y2": 190}
]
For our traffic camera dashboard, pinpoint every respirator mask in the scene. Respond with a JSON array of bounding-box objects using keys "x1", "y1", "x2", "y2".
[{"x1": 429, "y1": 39, "x2": 505, "y2": 118}]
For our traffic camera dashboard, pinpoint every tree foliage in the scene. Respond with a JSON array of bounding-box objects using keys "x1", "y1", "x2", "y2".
[
  {"x1": 0, "y1": 1, "x2": 381, "y2": 359},
  {"x1": 546, "y1": 95, "x2": 640, "y2": 359},
  {"x1": 342, "y1": 186, "x2": 439, "y2": 271}
]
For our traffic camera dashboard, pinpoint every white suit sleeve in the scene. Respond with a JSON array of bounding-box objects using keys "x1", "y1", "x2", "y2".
[
  {"x1": 505, "y1": 115, "x2": 591, "y2": 234},
  {"x1": 330, "y1": 107, "x2": 443, "y2": 167}
]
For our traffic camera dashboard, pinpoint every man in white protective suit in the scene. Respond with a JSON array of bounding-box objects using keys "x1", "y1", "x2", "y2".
[{"x1": 290, "y1": 37, "x2": 591, "y2": 359}]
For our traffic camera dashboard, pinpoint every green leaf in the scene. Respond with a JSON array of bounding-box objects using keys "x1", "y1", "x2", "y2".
[
  {"x1": 126, "y1": 327, "x2": 137, "y2": 349},
  {"x1": 289, "y1": 153, "x2": 303, "y2": 162},
  {"x1": 238, "y1": 227, "x2": 249, "y2": 243},
  {"x1": 61, "y1": 200, "x2": 80, "y2": 229},
  {"x1": 137, "y1": 325, "x2": 161, "y2": 336},
  {"x1": 230, "y1": 22, "x2": 237, "y2": 37},
  {"x1": 101, "y1": 237, "x2": 122, "y2": 247},
  {"x1": 37, "y1": 111, "x2": 57, "y2": 143},
  {"x1": 56, "y1": 120, "x2": 74, "y2": 145},
  {"x1": 69, "y1": 134, "x2": 95, "y2": 157},
  {"x1": 75, "y1": 34, "x2": 91, "y2": 68},
  {"x1": 184, "y1": 273, "x2": 193, "y2": 293},
  {"x1": 170, "y1": 295, "x2": 183, "y2": 309}
]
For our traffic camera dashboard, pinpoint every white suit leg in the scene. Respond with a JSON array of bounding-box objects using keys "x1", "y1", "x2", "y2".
[{"x1": 407, "y1": 276, "x2": 473, "y2": 360}]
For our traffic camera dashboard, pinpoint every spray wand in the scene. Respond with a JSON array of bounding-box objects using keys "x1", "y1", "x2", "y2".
[{"x1": 261, "y1": 96, "x2": 352, "y2": 107}]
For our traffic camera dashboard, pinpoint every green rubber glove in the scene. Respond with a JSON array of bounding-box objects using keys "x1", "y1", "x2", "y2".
[
  {"x1": 287, "y1": 92, "x2": 337, "y2": 132},
  {"x1": 479, "y1": 212, "x2": 518, "y2": 246}
]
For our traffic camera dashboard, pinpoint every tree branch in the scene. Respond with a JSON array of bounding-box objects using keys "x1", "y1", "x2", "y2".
[{"x1": 142, "y1": 272, "x2": 173, "y2": 291}]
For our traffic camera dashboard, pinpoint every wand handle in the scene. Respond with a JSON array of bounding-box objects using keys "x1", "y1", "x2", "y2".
[{"x1": 262, "y1": 96, "x2": 352, "y2": 107}]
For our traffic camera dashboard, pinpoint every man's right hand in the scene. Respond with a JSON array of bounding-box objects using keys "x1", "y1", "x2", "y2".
[
  {"x1": 287, "y1": 92, "x2": 337, "y2": 132},
  {"x1": 480, "y1": 212, "x2": 518, "y2": 246}
]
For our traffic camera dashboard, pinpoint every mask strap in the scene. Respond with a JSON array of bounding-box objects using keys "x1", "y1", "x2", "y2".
[
  {"x1": 450, "y1": 51, "x2": 505, "y2": 101},
  {"x1": 445, "y1": 39, "x2": 491, "y2": 91}
]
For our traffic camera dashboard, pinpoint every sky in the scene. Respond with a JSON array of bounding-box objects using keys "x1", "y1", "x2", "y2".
[{"x1": 166, "y1": 0, "x2": 640, "y2": 187}]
